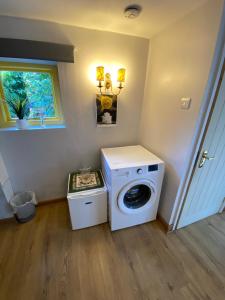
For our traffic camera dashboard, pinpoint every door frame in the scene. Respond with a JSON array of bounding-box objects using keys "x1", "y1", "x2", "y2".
[{"x1": 170, "y1": 7, "x2": 225, "y2": 230}]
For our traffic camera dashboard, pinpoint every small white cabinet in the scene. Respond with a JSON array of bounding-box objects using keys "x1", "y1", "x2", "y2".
[
  {"x1": 67, "y1": 170, "x2": 107, "y2": 230},
  {"x1": 67, "y1": 189, "x2": 107, "y2": 230}
]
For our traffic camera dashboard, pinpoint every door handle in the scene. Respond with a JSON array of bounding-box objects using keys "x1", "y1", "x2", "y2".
[{"x1": 199, "y1": 150, "x2": 215, "y2": 168}]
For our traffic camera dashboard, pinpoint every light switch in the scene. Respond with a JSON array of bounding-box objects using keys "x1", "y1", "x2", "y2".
[{"x1": 181, "y1": 97, "x2": 191, "y2": 110}]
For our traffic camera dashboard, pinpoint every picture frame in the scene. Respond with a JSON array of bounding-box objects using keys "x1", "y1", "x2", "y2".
[{"x1": 96, "y1": 93, "x2": 117, "y2": 126}]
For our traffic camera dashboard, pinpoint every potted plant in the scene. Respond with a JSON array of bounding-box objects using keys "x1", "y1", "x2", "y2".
[{"x1": 6, "y1": 97, "x2": 30, "y2": 129}]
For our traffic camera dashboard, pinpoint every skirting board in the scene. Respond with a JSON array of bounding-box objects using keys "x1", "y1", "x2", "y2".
[
  {"x1": 2, "y1": 198, "x2": 174, "y2": 233},
  {"x1": 0, "y1": 197, "x2": 67, "y2": 224},
  {"x1": 0, "y1": 216, "x2": 14, "y2": 223},
  {"x1": 37, "y1": 197, "x2": 67, "y2": 206},
  {"x1": 157, "y1": 214, "x2": 173, "y2": 233}
]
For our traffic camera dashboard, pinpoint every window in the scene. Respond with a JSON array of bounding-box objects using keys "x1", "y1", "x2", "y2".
[{"x1": 0, "y1": 62, "x2": 63, "y2": 128}]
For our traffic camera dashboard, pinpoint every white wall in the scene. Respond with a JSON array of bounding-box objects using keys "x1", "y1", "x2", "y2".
[
  {"x1": 0, "y1": 16, "x2": 149, "y2": 203},
  {"x1": 0, "y1": 152, "x2": 13, "y2": 219},
  {"x1": 0, "y1": 153, "x2": 13, "y2": 220},
  {"x1": 0, "y1": 1, "x2": 223, "y2": 222},
  {"x1": 139, "y1": 0, "x2": 224, "y2": 223},
  {"x1": 0, "y1": 189, "x2": 13, "y2": 219}
]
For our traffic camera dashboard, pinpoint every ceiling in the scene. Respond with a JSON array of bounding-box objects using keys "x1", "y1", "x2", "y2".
[{"x1": 0, "y1": 0, "x2": 207, "y2": 38}]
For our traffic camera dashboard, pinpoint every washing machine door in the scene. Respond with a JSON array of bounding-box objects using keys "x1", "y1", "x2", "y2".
[{"x1": 118, "y1": 179, "x2": 156, "y2": 214}]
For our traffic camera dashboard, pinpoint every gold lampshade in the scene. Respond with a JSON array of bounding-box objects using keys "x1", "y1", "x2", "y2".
[
  {"x1": 96, "y1": 66, "x2": 104, "y2": 81},
  {"x1": 117, "y1": 68, "x2": 126, "y2": 82}
]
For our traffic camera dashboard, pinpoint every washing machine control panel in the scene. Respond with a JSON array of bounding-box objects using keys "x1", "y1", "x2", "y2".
[
  {"x1": 148, "y1": 164, "x2": 158, "y2": 172},
  {"x1": 112, "y1": 164, "x2": 160, "y2": 180},
  {"x1": 137, "y1": 168, "x2": 143, "y2": 174}
]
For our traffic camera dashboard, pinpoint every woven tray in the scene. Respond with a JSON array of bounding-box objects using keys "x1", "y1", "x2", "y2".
[{"x1": 68, "y1": 170, "x2": 104, "y2": 193}]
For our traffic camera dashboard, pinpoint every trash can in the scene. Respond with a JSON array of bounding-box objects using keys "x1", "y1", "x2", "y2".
[{"x1": 10, "y1": 191, "x2": 36, "y2": 223}]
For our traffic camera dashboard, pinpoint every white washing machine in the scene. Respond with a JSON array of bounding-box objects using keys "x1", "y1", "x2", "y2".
[{"x1": 101, "y1": 145, "x2": 165, "y2": 231}]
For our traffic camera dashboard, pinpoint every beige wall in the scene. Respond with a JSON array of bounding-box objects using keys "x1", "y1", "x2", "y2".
[
  {"x1": 0, "y1": 16, "x2": 149, "y2": 202},
  {"x1": 0, "y1": 0, "x2": 223, "y2": 221},
  {"x1": 139, "y1": 0, "x2": 224, "y2": 223}
]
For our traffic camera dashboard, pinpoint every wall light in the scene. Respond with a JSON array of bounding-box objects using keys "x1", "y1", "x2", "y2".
[{"x1": 96, "y1": 66, "x2": 126, "y2": 95}]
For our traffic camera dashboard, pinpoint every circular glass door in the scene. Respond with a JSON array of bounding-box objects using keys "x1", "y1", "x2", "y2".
[
  {"x1": 124, "y1": 185, "x2": 151, "y2": 209},
  {"x1": 118, "y1": 179, "x2": 156, "y2": 214}
]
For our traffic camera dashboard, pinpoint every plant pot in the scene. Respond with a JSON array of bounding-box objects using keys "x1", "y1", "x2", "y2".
[{"x1": 16, "y1": 119, "x2": 29, "y2": 130}]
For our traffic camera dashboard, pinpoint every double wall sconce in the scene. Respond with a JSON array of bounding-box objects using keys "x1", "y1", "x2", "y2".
[{"x1": 96, "y1": 66, "x2": 126, "y2": 95}]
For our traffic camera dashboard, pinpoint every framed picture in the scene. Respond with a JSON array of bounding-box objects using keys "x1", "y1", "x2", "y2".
[{"x1": 96, "y1": 93, "x2": 117, "y2": 126}]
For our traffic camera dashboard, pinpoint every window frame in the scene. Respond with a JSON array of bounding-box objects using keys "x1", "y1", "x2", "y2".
[{"x1": 0, "y1": 61, "x2": 63, "y2": 128}]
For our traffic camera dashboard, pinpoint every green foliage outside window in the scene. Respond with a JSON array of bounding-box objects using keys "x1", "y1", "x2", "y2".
[{"x1": 1, "y1": 70, "x2": 56, "y2": 119}]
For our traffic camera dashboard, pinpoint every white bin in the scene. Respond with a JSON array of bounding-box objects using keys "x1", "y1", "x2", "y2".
[{"x1": 10, "y1": 191, "x2": 36, "y2": 223}]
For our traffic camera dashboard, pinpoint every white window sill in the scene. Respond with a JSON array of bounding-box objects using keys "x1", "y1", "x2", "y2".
[{"x1": 0, "y1": 124, "x2": 66, "y2": 132}]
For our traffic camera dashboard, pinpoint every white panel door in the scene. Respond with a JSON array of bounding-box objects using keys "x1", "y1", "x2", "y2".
[
  {"x1": 178, "y1": 67, "x2": 225, "y2": 228},
  {"x1": 0, "y1": 152, "x2": 8, "y2": 184}
]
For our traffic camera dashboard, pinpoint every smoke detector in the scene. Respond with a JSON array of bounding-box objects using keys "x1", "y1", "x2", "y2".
[{"x1": 124, "y1": 5, "x2": 142, "y2": 19}]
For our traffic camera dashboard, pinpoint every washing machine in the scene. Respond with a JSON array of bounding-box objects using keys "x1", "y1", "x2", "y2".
[{"x1": 101, "y1": 145, "x2": 165, "y2": 231}]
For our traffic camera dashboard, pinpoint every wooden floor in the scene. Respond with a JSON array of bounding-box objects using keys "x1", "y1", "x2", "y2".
[{"x1": 1, "y1": 201, "x2": 225, "y2": 300}]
